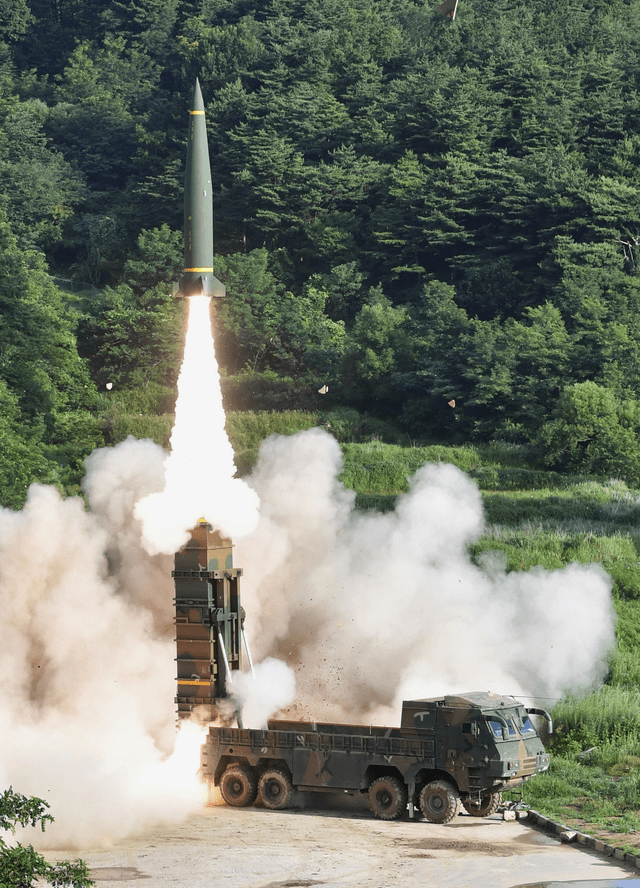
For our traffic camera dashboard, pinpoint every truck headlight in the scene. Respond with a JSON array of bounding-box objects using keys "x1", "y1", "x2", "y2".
[{"x1": 507, "y1": 760, "x2": 520, "y2": 770}]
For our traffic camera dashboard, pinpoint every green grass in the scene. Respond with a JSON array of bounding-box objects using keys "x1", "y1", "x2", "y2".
[
  {"x1": 107, "y1": 412, "x2": 174, "y2": 447},
  {"x1": 339, "y1": 441, "x2": 483, "y2": 494}
]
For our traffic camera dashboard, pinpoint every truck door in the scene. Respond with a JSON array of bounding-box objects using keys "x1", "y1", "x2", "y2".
[{"x1": 437, "y1": 707, "x2": 477, "y2": 791}]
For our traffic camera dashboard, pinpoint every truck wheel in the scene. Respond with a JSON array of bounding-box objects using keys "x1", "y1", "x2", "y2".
[
  {"x1": 462, "y1": 792, "x2": 502, "y2": 817},
  {"x1": 368, "y1": 776, "x2": 408, "y2": 821},
  {"x1": 258, "y1": 769, "x2": 293, "y2": 809},
  {"x1": 419, "y1": 779, "x2": 461, "y2": 824},
  {"x1": 220, "y1": 765, "x2": 258, "y2": 807}
]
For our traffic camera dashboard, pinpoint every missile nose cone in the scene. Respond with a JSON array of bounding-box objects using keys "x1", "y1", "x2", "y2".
[{"x1": 192, "y1": 78, "x2": 205, "y2": 114}]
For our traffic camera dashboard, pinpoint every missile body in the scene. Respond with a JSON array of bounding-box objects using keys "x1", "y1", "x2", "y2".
[{"x1": 175, "y1": 79, "x2": 225, "y2": 298}]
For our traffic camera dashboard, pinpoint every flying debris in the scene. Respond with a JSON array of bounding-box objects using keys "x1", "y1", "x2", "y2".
[
  {"x1": 437, "y1": 0, "x2": 458, "y2": 19},
  {"x1": 318, "y1": 385, "x2": 329, "y2": 395},
  {"x1": 174, "y1": 79, "x2": 225, "y2": 299},
  {"x1": 448, "y1": 399, "x2": 456, "y2": 408}
]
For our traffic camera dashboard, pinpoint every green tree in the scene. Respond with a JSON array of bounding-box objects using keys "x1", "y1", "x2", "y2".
[
  {"x1": 214, "y1": 248, "x2": 344, "y2": 375},
  {"x1": 399, "y1": 283, "x2": 571, "y2": 441},
  {"x1": 0, "y1": 787, "x2": 93, "y2": 887},
  {"x1": 78, "y1": 225, "x2": 183, "y2": 394},
  {"x1": 0, "y1": 380, "x2": 58, "y2": 508},
  {"x1": 536, "y1": 381, "x2": 640, "y2": 484},
  {"x1": 0, "y1": 212, "x2": 102, "y2": 499},
  {"x1": 341, "y1": 288, "x2": 409, "y2": 409},
  {"x1": 0, "y1": 96, "x2": 85, "y2": 251},
  {"x1": 0, "y1": 0, "x2": 32, "y2": 41},
  {"x1": 544, "y1": 237, "x2": 640, "y2": 393}
]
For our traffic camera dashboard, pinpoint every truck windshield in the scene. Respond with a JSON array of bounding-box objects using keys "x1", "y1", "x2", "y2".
[
  {"x1": 486, "y1": 715, "x2": 519, "y2": 740},
  {"x1": 517, "y1": 715, "x2": 536, "y2": 735}
]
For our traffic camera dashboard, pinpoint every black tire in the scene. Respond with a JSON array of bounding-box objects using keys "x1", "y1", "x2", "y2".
[
  {"x1": 219, "y1": 765, "x2": 258, "y2": 807},
  {"x1": 368, "y1": 776, "x2": 408, "y2": 821},
  {"x1": 419, "y1": 779, "x2": 461, "y2": 824},
  {"x1": 258, "y1": 768, "x2": 293, "y2": 810},
  {"x1": 462, "y1": 792, "x2": 502, "y2": 817}
]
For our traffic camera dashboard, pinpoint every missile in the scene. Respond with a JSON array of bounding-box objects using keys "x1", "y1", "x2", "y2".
[{"x1": 175, "y1": 79, "x2": 225, "y2": 298}]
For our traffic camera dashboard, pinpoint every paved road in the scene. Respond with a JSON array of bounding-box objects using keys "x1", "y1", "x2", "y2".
[{"x1": 46, "y1": 797, "x2": 637, "y2": 888}]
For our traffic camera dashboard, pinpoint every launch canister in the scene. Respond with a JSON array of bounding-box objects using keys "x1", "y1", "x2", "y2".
[{"x1": 175, "y1": 78, "x2": 225, "y2": 298}]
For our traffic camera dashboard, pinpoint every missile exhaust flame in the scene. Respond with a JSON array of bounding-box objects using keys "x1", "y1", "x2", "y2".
[{"x1": 134, "y1": 295, "x2": 259, "y2": 556}]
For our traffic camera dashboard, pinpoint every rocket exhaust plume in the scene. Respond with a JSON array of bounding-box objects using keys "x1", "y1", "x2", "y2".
[{"x1": 134, "y1": 295, "x2": 259, "y2": 555}]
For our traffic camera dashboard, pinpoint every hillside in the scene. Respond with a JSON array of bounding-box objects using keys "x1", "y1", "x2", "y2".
[{"x1": 1, "y1": 0, "x2": 640, "y2": 502}]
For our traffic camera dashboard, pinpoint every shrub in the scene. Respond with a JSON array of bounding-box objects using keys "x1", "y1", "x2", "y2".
[
  {"x1": 0, "y1": 787, "x2": 93, "y2": 887},
  {"x1": 536, "y1": 382, "x2": 640, "y2": 485}
]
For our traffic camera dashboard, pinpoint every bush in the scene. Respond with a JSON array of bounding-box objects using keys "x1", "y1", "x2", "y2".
[
  {"x1": 225, "y1": 410, "x2": 318, "y2": 454},
  {"x1": 339, "y1": 442, "x2": 482, "y2": 495},
  {"x1": 221, "y1": 370, "x2": 325, "y2": 411},
  {"x1": 103, "y1": 380, "x2": 176, "y2": 415},
  {"x1": 552, "y1": 687, "x2": 640, "y2": 747},
  {"x1": 536, "y1": 382, "x2": 640, "y2": 485},
  {"x1": 106, "y1": 412, "x2": 173, "y2": 447},
  {"x1": 0, "y1": 787, "x2": 93, "y2": 887},
  {"x1": 317, "y1": 407, "x2": 409, "y2": 444}
]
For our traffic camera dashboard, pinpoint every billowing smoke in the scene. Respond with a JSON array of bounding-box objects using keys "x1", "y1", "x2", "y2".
[
  {"x1": 0, "y1": 476, "x2": 205, "y2": 849},
  {"x1": 0, "y1": 293, "x2": 287, "y2": 850},
  {"x1": 232, "y1": 658, "x2": 297, "y2": 729},
  {"x1": 0, "y1": 425, "x2": 616, "y2": 848},
  {"x1": 237, "y1": 429, "x2": 616, "y2": 725}
]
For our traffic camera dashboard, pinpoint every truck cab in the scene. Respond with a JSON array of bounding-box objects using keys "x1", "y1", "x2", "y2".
[{"x1": 402, "y1": 692, "x2": 550, "y2": 812}]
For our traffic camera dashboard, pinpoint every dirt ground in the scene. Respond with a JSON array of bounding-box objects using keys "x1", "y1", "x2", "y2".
[{"x1": 44, "y1": 794, "x2": 640, "y2": 888}]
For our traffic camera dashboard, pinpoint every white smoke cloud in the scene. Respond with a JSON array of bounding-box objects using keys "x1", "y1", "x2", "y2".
[
  {"x1": 0, "y1": 476, "x2": 206, "y2": 848},
  {"x1": 237, "y1": 429, "x2": 616, "y2": 724},
  {"x1": 233, "y1": 658, "x2": 297, "y2": 729},
  {"x1": 82, "y1": 436, "x2": 175, "y2": 634}
]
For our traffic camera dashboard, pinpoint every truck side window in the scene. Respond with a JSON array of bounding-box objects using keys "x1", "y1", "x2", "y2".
[
  {"x1": 487, "y1": 719, "x2": 504, "y2": 739},
  {"x1": 462, "y1": 722, "x2": 478, "y2": 736}
]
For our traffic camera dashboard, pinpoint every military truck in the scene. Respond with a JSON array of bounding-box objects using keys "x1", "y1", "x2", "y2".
[{"x1": 200, "y1": 691, "x2": 551, "y2": 822}]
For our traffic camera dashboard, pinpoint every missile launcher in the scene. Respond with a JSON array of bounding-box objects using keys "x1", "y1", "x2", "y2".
[{"x1": 173, "y1": 521, "x2": 243, "y2": 720}]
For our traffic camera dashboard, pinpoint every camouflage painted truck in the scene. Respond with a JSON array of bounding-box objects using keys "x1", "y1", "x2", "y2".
[{"x1": 201, "y1": 692, "x2": 551, "y2": 822}]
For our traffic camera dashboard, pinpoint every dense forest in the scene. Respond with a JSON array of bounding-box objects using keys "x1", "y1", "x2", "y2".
[{"x1": 2, "y1": 0, "x2": 640, "y2": 505}]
